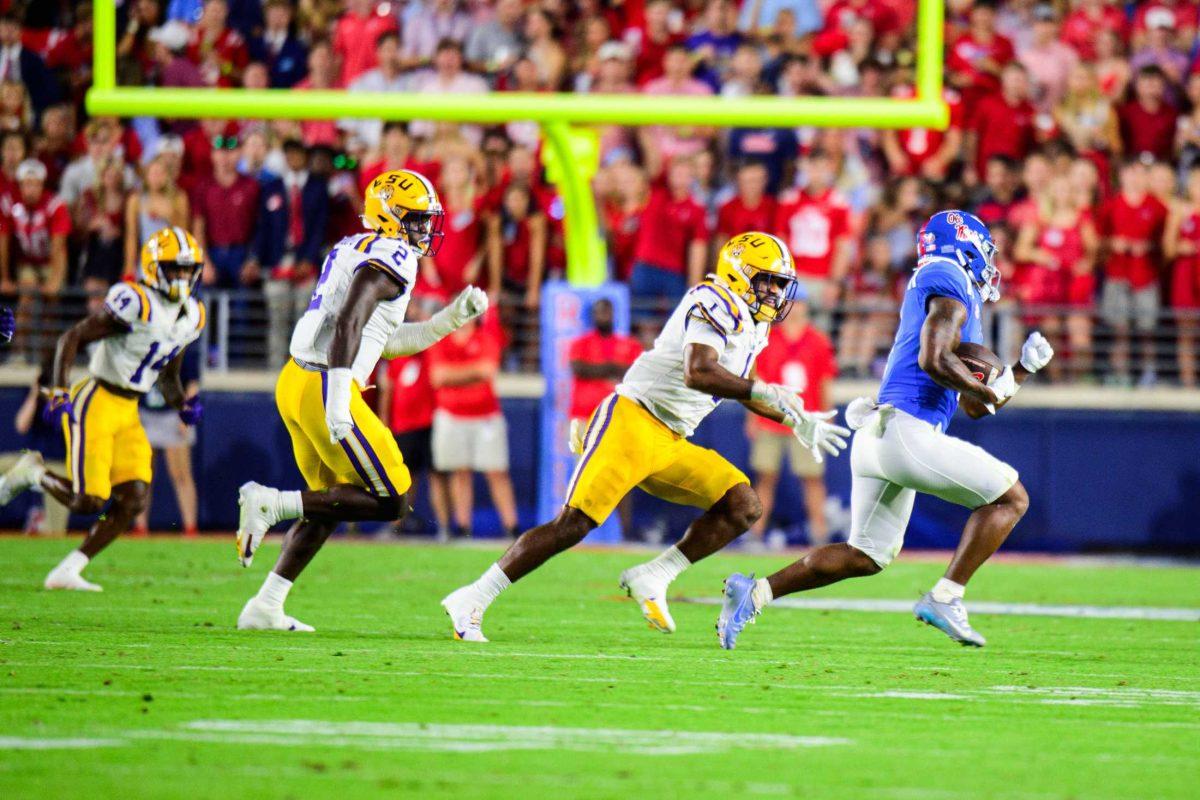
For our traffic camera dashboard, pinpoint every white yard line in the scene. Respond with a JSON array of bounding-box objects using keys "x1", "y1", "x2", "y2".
[
  {"x1": 681, "y1": 596, "x2": 1200, "y2": 621},
  {"x1": 0, "y1": 736, "x2": 123, "y2": 749}
]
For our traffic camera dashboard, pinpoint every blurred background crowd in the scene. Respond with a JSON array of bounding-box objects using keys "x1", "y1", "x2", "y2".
[{"x1": 2, "y1": 0, "x2": 1200, "y2": 540}]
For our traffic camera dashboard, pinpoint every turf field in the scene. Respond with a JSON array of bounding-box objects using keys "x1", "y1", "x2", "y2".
[{"x1": 0, "y1": 537, "x2": 1197, "y2": 800}]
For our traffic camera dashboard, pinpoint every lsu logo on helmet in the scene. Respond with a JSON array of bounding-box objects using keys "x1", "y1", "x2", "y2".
[{"x1": 140, "y1": 227, "x2": 203, "y2": 303}]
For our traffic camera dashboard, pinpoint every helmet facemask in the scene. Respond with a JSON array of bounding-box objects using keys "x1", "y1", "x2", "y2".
[
  {"x1": 749, "y1": 271, "x2": 799, "y2": 323},
  {"x1": 400, "y1": 206, "x2": 445, "y2": 257},
  {"x1": 956, "y1": 229, "x2": 1002, "y2": 303},
  {"x1": 156, "y1": 260, "x2": 201, "y2": 303}
]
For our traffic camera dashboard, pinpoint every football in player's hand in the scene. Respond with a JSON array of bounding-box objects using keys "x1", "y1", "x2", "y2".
[{"x1": 955, "y1": 342, "x2": 1003, "y2": 384}]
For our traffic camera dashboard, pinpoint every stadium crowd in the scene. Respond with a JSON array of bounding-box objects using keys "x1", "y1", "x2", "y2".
[{"x1": 3, "y1": 0, "x2": 1200, "y2": 387}]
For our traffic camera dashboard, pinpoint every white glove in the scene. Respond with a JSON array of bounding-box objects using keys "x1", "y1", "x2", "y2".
[
  {"x1": 324, "y1": 367, "x2": 355, "y2": 444},
  {"x1": 983, "y1": 365, "x2": 1018, "y2": 415},
  {"x1": 750, "y1": 380, "x2": 807, "y2": 428},
  {"x1": 432, "y1": 286, "x2": 488, "y2": 336},
  {"x1": 788, "y1": 409, "x2": 851, "y2": 463},
  {"x1": 1019, "y1": 331, "x2": 1054, "y2": 373}
]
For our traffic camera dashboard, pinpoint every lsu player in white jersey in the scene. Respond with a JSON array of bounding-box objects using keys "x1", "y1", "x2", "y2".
[
  {"x1": 0, "y1": 227, "x2": 206, "y2": 590},
  {"x1": 442, "y1": 232, "x2": 851, "y2": 641},
  {"x1": 234, "y1": 169, "x2": 487, "y2": 632}
]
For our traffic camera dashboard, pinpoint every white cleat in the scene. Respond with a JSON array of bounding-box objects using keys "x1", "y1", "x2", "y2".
[
  {"x1": 236, "y1": 481, "x2": 278, "y2": 567},
  {"x1": 618, "y1": 567, "x2": 675, "y2": 633},
  {"x1": 44, "y1": 570, "x2": 102, "y2": 592},
  {"x1": 441, "y1": 586, "x2": 488, "y2": 642},
  {"x1": 236, "y1": 597, "x2": 314, "y2": 632},
  {"x1": 0, "y1": 450, "x2": 44, "y2": 506}
]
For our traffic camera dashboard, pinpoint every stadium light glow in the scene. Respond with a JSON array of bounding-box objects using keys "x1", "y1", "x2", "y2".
[{"x1": 87, "y1": 0, "x2": 946, "y2": 285}]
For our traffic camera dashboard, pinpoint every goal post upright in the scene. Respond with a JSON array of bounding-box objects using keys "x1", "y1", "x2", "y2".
[{"x1": 88, "y1": 0, "x2": 947, "y2": 284}]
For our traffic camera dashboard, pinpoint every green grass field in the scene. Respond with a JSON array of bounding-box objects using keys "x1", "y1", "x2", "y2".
[{"x1": 0, "y1": 537, "x2": 1197, "y2": 799}]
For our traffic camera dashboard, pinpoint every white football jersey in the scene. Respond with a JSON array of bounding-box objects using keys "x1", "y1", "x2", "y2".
[
  {"x1": 90, "y1": 282, "x2": 205, "y2": 393},
  {"x1": 290, "y1": 232, "x2": 419, "y2": 385},
  {"x1": 617, "y1": 279, "x2": 769, "y2": 437}
]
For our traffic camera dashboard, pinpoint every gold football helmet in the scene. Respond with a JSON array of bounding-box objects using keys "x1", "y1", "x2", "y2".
[
  {"x1": 140, "y1": 226, "x2": 204, "y2": 303},
  {"x1": 362, "y1": 168, "x2": 444, "y2": 256},
  {"x1": 713, "y1": 232, "x2": 798, "y2": 323}
]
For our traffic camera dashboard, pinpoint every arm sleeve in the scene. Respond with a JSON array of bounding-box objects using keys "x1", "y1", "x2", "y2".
[{"x1": 103, "y1": 283, "x2": 144, "y2": 328}]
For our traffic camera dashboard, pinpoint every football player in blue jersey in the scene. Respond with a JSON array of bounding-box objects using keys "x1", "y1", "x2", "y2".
[{"x1": 718, "y1": 211, "x2": 1055, "y2": 649}]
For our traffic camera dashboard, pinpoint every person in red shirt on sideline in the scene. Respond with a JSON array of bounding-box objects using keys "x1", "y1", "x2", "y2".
[
  {"x1": 1012, "y1": 175, "x2": 1099, "y2": 382},
  {"x1": 1163, "y1": 165, "x2": 1200, "y2": 388},
  {"x1": 745, "y1": 288, "x2": 837, "y2": 548},
  {"x1": 566, "y1": 298, "x2": 642, "y2": 534},
  {"x1": 628, "y1": 156, "x2": 708, "y2": 315},
  {"x1": 970, "y1": 61, "x2": 1037, "y2": 180},
  {"x1": 190, "y1": 127, "x2": 260, "y2": 288},
  {"x1": 423, "y1": 154, "x2": 485, "y2": 297},
  {"x1": 882, "y1": 84, "x2": 965, "y2": 181},
  {"x1": 947, "y1": 1, "x2": 1015, "y2": 124},
  {"x1": 332, "y1": 0, "x2": 398, "y2": 86},
  {"x1": 0, "y1": 159, "x2": 70, "y2": 360},
  {"x1": 1098, "y1": 158, "x2": 1169, "y2": 386},
  {"x1": 774, "y1": 148, "x2": 851, "y2": 320},
  {"x1": 377, "y1": 298, "x2": 450, "y2": 536},
  {"x1": 427, "y1": 312, "x2": 518, "y2": 539},
  {"x1": 186, "y1": 0, "x2": 249, "y2": 87},
  {"x1": 715, "y1": 161, "x2": 776, "y2": 243},
  {"x1": 1117, "y1": 66, "x2": 1179, "y2": 162}
]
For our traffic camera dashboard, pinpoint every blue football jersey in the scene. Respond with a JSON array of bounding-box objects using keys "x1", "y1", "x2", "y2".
[{"x1": 877, "y1": 257, "x2": 983, "y2": 431}]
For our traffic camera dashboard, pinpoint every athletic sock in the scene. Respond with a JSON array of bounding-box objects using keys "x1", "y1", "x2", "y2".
[
  {"x1": 28, "y1": 462, "x2": 46, "y2": 491},
  {"x1": 470, "y1": 564, "x2": 511, "y2": 608},
  {"x1": 641, "y1": 545, "x2": 691, "y2": 584},
  {"x1": 55, "y1": 549, "x2": 89, "y2": 576},
  {"x1": 277, "y1": 490, "x2": 303, "y2": 521},
  {"x1": 751, "y1": 577, "x2": 773, "y2": 612},
  {"x1": 256, "y1": 572, "x2": 293, "y2": 610},
  {"x1": 931, "y1": 577, "x2": 965, "y2": 604}
]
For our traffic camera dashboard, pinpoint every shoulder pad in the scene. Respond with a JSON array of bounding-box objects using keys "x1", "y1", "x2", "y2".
[
  {"x1": 104, "y1": 281, "x2": 151, "y2": 327},
  {"x1": 687, "y1": 282, "x2": 746, "y2": 335}
]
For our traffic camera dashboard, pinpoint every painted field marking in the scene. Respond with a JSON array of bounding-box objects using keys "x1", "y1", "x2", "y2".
[
  {"x1": 124, "y1": 719, "x2": 851, "y2": 755},
  {"x1": 681, "y1": 596, "x2": 1200, "y2": 622},
  {"x1": 0, "y1": 736, "x2": 123, "y2": 750}
]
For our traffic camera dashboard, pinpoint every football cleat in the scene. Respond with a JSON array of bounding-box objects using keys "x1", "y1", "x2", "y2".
[
  {"x1": 0, "y1": 450, "x2": 44, "y2": 506},
  {"x1": 717, "y1": 572, "x2": 759, "y2": 649},
  {"x1": 441, "y1": 586, "x2": 488, "y2": 642},
  {"x1": 236, "y1": 482, "x2": 278, "y2": 567},
  {"x1": 914, "y1": 592, "x2": 986, "y2": 647},
  {"x1": 44, "y1": 569, "x2": 102, "y2": 592},
  {"x1": 618, "y1": 567, "x2": 675, "y2": 633},
  {"x1": 236, "y1": 597, "x2": 314, "y2": 632}
]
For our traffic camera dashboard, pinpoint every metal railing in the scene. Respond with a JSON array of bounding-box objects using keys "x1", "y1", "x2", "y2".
[{"x1": 3, "y1": 286, "x2": 1198, "y2": 388}]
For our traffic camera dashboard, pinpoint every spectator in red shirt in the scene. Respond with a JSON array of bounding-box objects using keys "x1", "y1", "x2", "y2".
[
  {"x1": 882, "y1": 85, "x2": 965, "y2": 181},
  {"x1": 838, "y1": 234, "x2": 900, "y2": 378},
  {"x1": 947, "y1": 1, "x2": 1015, "y2": 122},
  {"x1": 1061, "y1": 0, "x2": 1127, "y2": 62},
  {"x1": 187, "y1": 0, "x2": 249, "y2": 87},
  {"x1": 746, "y1": 289, "x2": 836, "y2": 547},
  {"x1": 716, "y1": 161, "x2": 776, "y2": 242},
  {"x1": 333, "y1": 0, "x2": 398, "y2": 86},
  {"x1": 425, "y1": 154, "x2": 485, "y2": 296},
  {"x1": 1164, "y1": 165, "x2": 1200, "y2": 388},
  {"x1": 427, "y1": 314, "x2": 519, "y2": 539},
  {"x1": 567, "y1": 298, "x2": 642, "y2": 533},
  {"x1": 1117, "y1": 66, "x2": 1179, "y2": 162},
  {"x1": 191, "y1": 128, "x2": 261, "y2": 288},
  {"x1": 377, "y1": 298, "x2": 449, "y2": 536},
  {"x1": 1098, "y1": 158, "x2": 1169, "y2": 385},
  {"x1": 628, "y1": 156, "x2": 708, "y2": 312},
  {"x1": 600, "y1": 160, "x2": 648, "y2": 283},
  {"x1": 970, "y1": 61, "x2": 1037, "y2": 180},
  {"x1": 0, "y1": 159, "x2": 69, "y2": 358},
  {"x1": 632, "y1": 0, "x2": 682, "y2": 85},
  {"x1": 1131, "y1": 0, "x2": 1197, "y2": 52},
  {"x1": 970, "y1": 154, "x2": 1022, "y2": 229},
  {"x1": 774, "y1": 148, "x2": 852, "y2": 316},
  {"x1": 487, "y1": 182, "x2": 546, "y2": 306}
]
